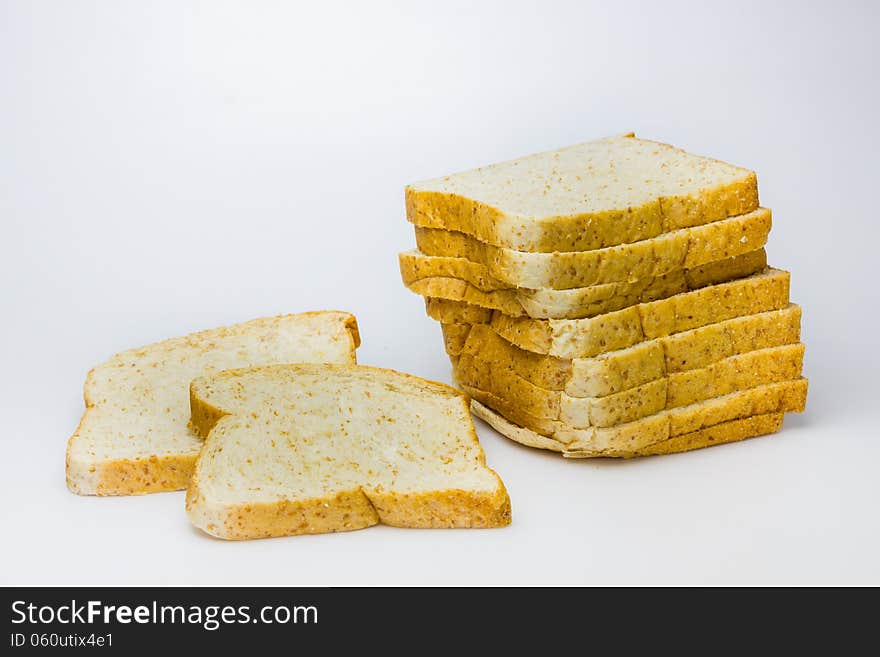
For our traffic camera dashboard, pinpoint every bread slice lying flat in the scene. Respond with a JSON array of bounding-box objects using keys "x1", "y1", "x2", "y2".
[
  {"x1": 449, "y1": 306, "x2": 802, "y2": 397},
  {"x1": 454, "y1": 343, "x2": 804, "y2": 428},
  {"x1": 186, "y1": 364, "x2": 511, "y2": 540},
  {"x1": 66, "y1": 312, "x2": 360, "y2": 496},
  {"x1": 406, "y1": 133, "x2": 758, "y2": 253},
  {"x1": 406, "y1": 207, "x2": 771, "y2": 289},
  {"x1": 467, "y1": 378, "x2": 808, "y2": 457},
  {"x1": 408, "y1": 248, "x2": 767, "y2": 320}
]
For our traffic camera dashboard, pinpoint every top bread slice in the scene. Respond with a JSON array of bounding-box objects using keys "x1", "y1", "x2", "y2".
[
  {"x1": 186, "y1": 364, "x2": 511, "y2": 540},
  {"x1": 66, "y1": 312, "x2": 360, "y2": 496},
  {"x1": 406, "y1": 133, "x2": 758, "y2": 253}
]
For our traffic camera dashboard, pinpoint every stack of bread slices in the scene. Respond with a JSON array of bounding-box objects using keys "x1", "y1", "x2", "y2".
[{"x1": 399, "y1": 133, "x2": 807, "y2": 458}]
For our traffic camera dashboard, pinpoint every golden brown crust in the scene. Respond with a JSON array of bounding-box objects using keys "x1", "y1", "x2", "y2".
[
  {"x1": 462, "y1": 382, "x2": 565, "y2": 436},
  {"x1": 467, "y1": 377, "x2": 807, "y2": 457},
  {"x1": 368, "y1": 485, "x2": 511, "y2": 529},
  {"x1": 453, "y1": 341, "x2": 804, "y2": 428},
  {"x1": 472, "y1": 400, "x2": 788, "y2": 459},
  {"x1": 413, "y1": 248, "x2": 767, "y2": 322},
  {"x1": 407, "y1": 209, "x2": 770, "y2": 290},
  {"x1": 427, "y1": 298, "x2": 493, "y2": 324},
  {"x1": 629, "y1": 412, "x2": 783, "y2": 457},
  {"x1": 487, "y1": 269, "x2": 790, "y2": 359},
  {"x1": 185, "y1": 483, "x2": 380, "y2": 540},
  {"x1": 94, "y1": 455, "x2": 196, "y2": 496},
  {"x1": 409, "y1": 277, "x2": 525, "y2": 316}
]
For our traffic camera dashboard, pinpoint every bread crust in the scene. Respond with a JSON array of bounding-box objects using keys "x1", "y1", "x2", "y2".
[
  {"x1": 410, "y1": 249, "x2": 768, "y2": 321},
  {"x1": 471, "y1": 397, "x2": 795, "y2": 459},
  {"x1": 463, "y1": 378, "x2": 806, "y2": 451},
  {"x1": 484, "y1": 305, "x2": 800, "y2": 398},
  {"x1": 487, "y1": 269, "x2": 790, "y2": 358},
  {"x1": 455, "y1": 343, "x2": 804, "y2": 428},
  {"x1": 406, "y1": 208, "x2": 770, "y2": 290},
  {"x1": 409, "y1": 247, "x2": 769, "y2": 305}
]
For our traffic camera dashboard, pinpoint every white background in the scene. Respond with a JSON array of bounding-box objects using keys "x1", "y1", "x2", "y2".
[{"x1": 2, "y1": 0, "x2": 878, "y2": 586}]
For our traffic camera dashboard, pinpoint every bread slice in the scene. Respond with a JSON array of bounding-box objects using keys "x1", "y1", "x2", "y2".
[
  {"x1": 467, "y1": 378, "x2": 807, "y2": 457},
  {"x1": 407, "y1": 207, "x2": 771, "y2": 289},
  {"x1": 406, "y1": 133, "x2": 758, "y2": 253},
  {"x1": 475, "y1": 268, "x2": 789, "y2": 359},
  {"x1": 454, "y1": 343, "x2": 804, "y2": 428},
  {"x1": 449, "y1": 305, "x2": 802, "y2": 396},
  {"x1": 409, "y1": 248, "x2": 768, "y2": 320},
  {"x1": 473, "y1": 402, "x2": 786, "y2": 458},
  {"x1": 186, "y1": 364, "x2": 511, "y2": 540},
  {"x1": 460, "y1": 375, "x2": 807, "y2": 439},
  {"x1": 66, "y1": 312, "x2": 360, "y2": 496}
]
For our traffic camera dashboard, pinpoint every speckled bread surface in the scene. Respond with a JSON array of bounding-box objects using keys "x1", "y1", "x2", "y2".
[
  {"x1": 454, "y1": 342, "x2": 804, "y2": 428},
  {"x1": 404, "y1": 135, "x2": 807, "y2": 459},
  {"x1": 472, "y1": 402, "x2": 786, "y2": 458},
  {"x1": 406, "y1": 133, "x2": 758, "y2": 253},
  {"x1": 489, "y1": 269, "x2": 789, "y2": 358},
  {"x1": 408, "y1": 248, "x2": 767, "y2": 320},
  {"x1": 445, "y1": 305, "x2": 802, "y2": 396},
  {"x1": 186, "y1": 364, "x2": 510, "y2": 540},
  {"x1": 438, "y1": 268, "x2": 788, "y2": 359},
  {"x1": 66, "y1": 312, "x2": 360, "y2": 496},
  {"x1": 466, "y1": 378, "x2": 807, "y2": 457},
  {"x1": 406, "y1": 207, "x2": 770, "y2": 289}
]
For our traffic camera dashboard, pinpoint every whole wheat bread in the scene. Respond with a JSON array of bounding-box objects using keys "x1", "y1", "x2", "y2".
[
  {"x1": 406, "y1": 133, "x2": 758, "y2": 252},
  {"x1": 66, "y1": 312, "x2": 360, "y2": 496},
  {"x1": 408, "y1": 248, "x2": 768, "y2": 320},
  {"x1": 186, "y1": 364, "x2": 511, "y2": 540},
  {"x1": 449, "y1": 305, "x2": 802, "y2": 397},
  {"x1": 437, "y1": 269, "x2": 789, "y2": 359},
  {"x1": 467, "y1": 378, "x2": 807, "y2": 457},
  {"x1": 406, "y1": 207, "x2": 770, "y2": 289},
  {"x1": 473, "y1": 402, "x2": 786, "y2": 458},
  {"x1": 454, "y1": 343, "x2": 804, "y2": 428}
]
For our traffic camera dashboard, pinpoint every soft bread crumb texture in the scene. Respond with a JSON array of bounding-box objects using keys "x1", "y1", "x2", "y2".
[
  {"x1": 406, "y1": 134, "x2": 758, "y2": 252},
  {"x1": 66, "y1": 312, "x2": 360, "y2": 496},
  {"x1": 186, "y1": 364, "x2": 510, "y2": 540}
]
